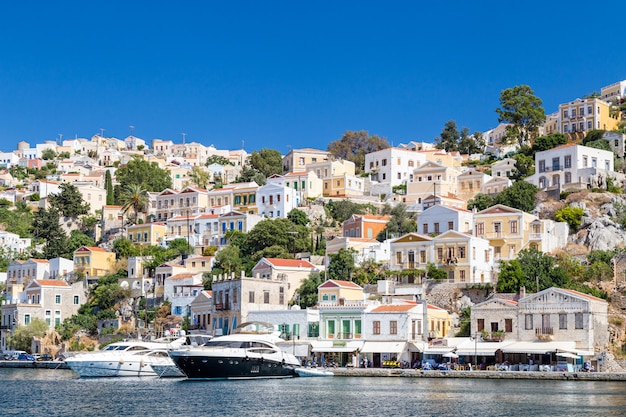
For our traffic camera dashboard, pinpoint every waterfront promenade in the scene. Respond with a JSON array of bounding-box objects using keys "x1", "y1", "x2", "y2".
[{"x1": 333, "y1": 367, "x2": 626, "y2": 381}]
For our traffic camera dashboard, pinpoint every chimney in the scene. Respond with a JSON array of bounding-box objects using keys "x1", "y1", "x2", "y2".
[{"x1": 519, "y1": 286, "x2": 526, "y2": 299}]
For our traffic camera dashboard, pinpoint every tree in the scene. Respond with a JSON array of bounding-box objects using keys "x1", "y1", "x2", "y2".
[
  {"x1": 168, "y1": 238, "x2": 193, "y2": 256},
  {"x1": 326, "y1": 200, "x2": 371, "y2": 224},
  {"x1": 188, "y1": 166, "x2": 210, "y2": 190},
  {"x1": 120, "y1": 184, "x2": 149, "y2": 224},
  {"x1": 112, "y1": 237, "x2": 140, "y2": 259},
  {"x1": 459, "y1": 130, "x2": 485, "y2": 155},
  {"x1": 494, "y1": 181, "x2": 538, "y2": 213},
  {"x1": 554, "y1": 206, "x2": 584, "y2": 231},
  {"x1": 532, "y1": 133, "x2": 568, "y2": 153},
  {"x1": 496, "y1": 85, "x2": 546, "y2": 146},
  {"x1": 249, "y1": 149, "x2": 283, "y2": 178},
  {"x1": 48, "y1": 183, "x2": 90, "y2": 218},
  {"x1": 435, "y1": 120, "x2": 460, "y2": 151},
  {"x1": 9, "y1": 319, "x2": 49, "y2": 352},
  {"x1": 214, "y1": 244, "x2": 243, "y2": 276},
  {"x1": 327, "y1": 248, "x2": 356, "y2": 281},
  {"x1": 67, "y1": 230, "x2": 96, "y2": 257},
  {"x1": 31, "y1": 208, "x2": 68, "y2": 259},
  {"x1": 105, "y1": 170, "x2": 114, "y2": 205},
  {"x1": 511, "y1": 153, "x2": 535, "y2": 180},
  {"x1": 467, "y1": 194, "x2": 496, "y2": 212},
  {"x1": 206, "y1": 155, "x2": 233, "y2": 166},
  {"x1": 583, "y1": 130, "x2": 606, "y2": 145},
  {"x1": 287, "y1": 209, "x2": 309, "y2": 227},
  {"x1": 295, "y1": 271, "x2": 323, "y2": 308},
  {"x1": 115, "y1": 157, "x2": 172, "y2": 192},
  {"x1": 376, "y1": 203, "x2": 416, "y2": 241},
  {"x1": 496, "y1": 248, "x2": 568, "y2": 293},
  {"x1": 327, "y1": 130, "x2": 389, "y2": 174},
  {"x1": 41, "y1": 148, "x2": 57, "y2": 160}
]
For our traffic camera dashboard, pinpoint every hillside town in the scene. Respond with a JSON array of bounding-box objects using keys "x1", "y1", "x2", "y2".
[{"x1": 2, "y1": 80, "x2": 626, "y2": 373}]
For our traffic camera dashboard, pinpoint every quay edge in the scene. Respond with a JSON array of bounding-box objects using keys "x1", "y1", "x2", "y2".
[{"x1": 332, "y1": 367, "x2": 626, "y2": 381}]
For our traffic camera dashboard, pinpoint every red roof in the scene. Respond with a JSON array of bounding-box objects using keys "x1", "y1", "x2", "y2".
[
  {"x1": 264, "y1": 258, "x2": 316, "y2": 269},
  {"x1": 372, "y1": 304, "x2": 416, "y2": 313},
  {"x1": 561, "y1": 288, "x2": 606, "y2": 303},
  {"x1": 318, "y1": 279, "x2": 362, "y2": 289},
  {"x1": 35, "y1": 279, "x2": 70, "y2": 287},
  {"x1": 168, "y1": 273, "x2": 198, "y2": 280}
]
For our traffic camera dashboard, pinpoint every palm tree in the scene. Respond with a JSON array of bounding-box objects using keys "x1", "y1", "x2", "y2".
[
  {"x1": 188, "y1": 166, "x2": 210, "y2": 190},
  {"x1": 121, "y1": 184, "x2": 149, "y2": 225}
]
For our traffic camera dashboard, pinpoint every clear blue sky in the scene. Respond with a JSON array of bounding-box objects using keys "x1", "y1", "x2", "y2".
[{"x1": 0, "y1": 1, "x2": 623, "y2": 154}]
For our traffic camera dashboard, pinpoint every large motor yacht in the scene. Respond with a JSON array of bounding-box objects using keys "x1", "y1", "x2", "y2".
[{"x1": 168, "y1": 322, "x2": 300, "y2": 380}]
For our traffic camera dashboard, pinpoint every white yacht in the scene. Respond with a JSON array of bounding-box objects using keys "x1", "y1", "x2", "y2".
[
  {"x1": 168, "y1": 322, "x2": 300, "y2": 380},
  {"x1": 65, "y1": 337, "x2": 187, "y2": 378}
]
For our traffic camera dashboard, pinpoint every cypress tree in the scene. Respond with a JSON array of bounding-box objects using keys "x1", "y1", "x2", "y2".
[{"x1": 105, "y1": 170, "x2": 114, "y2": 205}]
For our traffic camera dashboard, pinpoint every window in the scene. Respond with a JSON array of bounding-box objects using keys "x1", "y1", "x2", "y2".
[
  {"x1": 55, "y1": 295, "x2": 61, "y2": 304},
  {"x1": 588, "y1": 105, "x2": 592, "y2": 114},
  {"x1": 382, "y1": 159, "x2": 387, "y2": 166},
  {"x1": 396, "y1": 252, "x2": 402, "y2": 265},
  {"x1": 279, "y1": 287, "x2": 284, "y2": 305},
  {"x1": 423, "y1": 224, "x2": 428, "y2": 234},
  {"x1": 592, "y1": 158, "x2": 597, "y2": 168},
  {"x1": 525, "y1": 314, "x2": 533, "y2": 330},
  {"x1": 510, "y1": 220, "x2": 518, "y2": 234},
  {"x1": 233, "y1": 290, "x2": 238, "y2": 304},
  {"x1": 459, "y1": 270, "x2": 465, "y2": 282},
  {"x1": 505, "y1": 319, "x2": 512, "y2": 333},
  {"x1": 475, "y1": 223, "x2": 484, "y2": 236},
  {"x1": 448, "y1": 221, "x2": 453, "y2": 231},
  {"x1": 538, "y1": 160, "x2": 545, "y2": 173},
  {"x1": 559, "y1": 314, "x2": 567, "y2": 329},
  {"x1": 565, "y1": 172, "x2": 571, "y2": 183},
  {"x1": 477, "y1": 318, "x2": 484, "y2": 331},
  {"x1": 390, "y1": 320, "x2": 397, "y2": 335},
  {"x1": 249, "y1": 291, "x2": 255, "y2": 303},
  {"x1": 328, "y1": 320, "x2": 335, "y2": 338},
  {"x1": 73, "y1": 296, "x2": 79, "y2": 305},
  {"x1": 575, "y1": 313, "x2": 583, "y2": 329},
  {"x1": 263, "y1": 291, "x2": 270, "y2": 304},
  {"x1": 458, "y1": 246, "x2": 465, "y2": 259},
  {"x1": 434, "y1": 223, "x2": 439, "y2": 234},
  {"x1": 583, "y1": 156, "x2": 588, "y2": 167},
  {"x1": 373, "y1": 320, "x2": 381, "y2": 335}
]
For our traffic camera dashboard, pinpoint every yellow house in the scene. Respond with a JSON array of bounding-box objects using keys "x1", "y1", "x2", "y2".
[
  {"x1": 282, "y1": 148, "x2": 330, "y2": 173},
  {"x1": 232, "y1": 181, "x2": 259, "y2": 214},
  {"x1": 73, "y1": 246, "x2": 116, "y2": 277},
  {"x1": 420, "y1": 149, "x2": 463, "y2": 170},
  {"x1": 473, "y1": 204, "x2": 537, "y2": 261},
  {"x1": 457, "y1": 169, "x2": 491, "y2": 202},
  {"x1": 426, "y1": 304, "x2": 453, "y2": 339},
  {"x1": 127, "y1": 222, "x2": 167, "y2": 246},
  {"x1": 389, "y1": 233, "x2": 434, "y2": 285},
  {"x1": 558, "y1": 97, "x2": 619, "y2": 142},
  {"x1": 307, "y1": 160, "x2": 364, "y2": 197},
  {"x1": 405, "y1": 161, "x2": 459, "y2": 206},
  {"x1": 317, "y1": 279, "x2": 363, "y2": 304}
]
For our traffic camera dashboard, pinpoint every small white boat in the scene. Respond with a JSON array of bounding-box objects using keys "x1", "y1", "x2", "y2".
[{"x1": 295, "y1": 367, "x2": 334, "y2": 377}]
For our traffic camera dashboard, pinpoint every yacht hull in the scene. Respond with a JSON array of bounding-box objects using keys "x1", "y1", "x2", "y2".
[{"x1": 170, "y1": 353, "x2": 298, "y2": 380}]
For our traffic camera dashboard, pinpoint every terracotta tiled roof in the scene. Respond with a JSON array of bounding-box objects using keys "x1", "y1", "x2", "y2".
[
  {"x1": 371, "y1": 304, "x2": 416, "y2": 312},
  {"x1": 36, "y1": 279, "x2": 70, "y2": 287},
  {"x1": 318, "y1": 279, "x2": 362, "y2": 289},
  {"x1": 168, "y1": 273, "x2": 197, "y2": 280},
  {"x1": 561, "y1": 288, "x2": 606, "y2": 303},
  {"x1": 264, "y1": 258, "x2": 316, "y2": 269}
]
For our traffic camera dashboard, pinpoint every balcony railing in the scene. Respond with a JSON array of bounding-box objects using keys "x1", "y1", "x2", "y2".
[
  {"x1": 214, "y1": 303, "x2": 230, "y2": 311},
  {"x1": 535, "y1": 327, "x2": 553, "y2": 335},
  {"x1": 538, "y1": 165, "x2": 564, "y2": 173}
]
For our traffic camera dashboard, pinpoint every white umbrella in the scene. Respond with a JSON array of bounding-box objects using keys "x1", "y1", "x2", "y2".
[
  {"x1": 442, "y1": 352, "x2": 459, "y2": 359},
  {"x1": 556, "y1": 352, "x2": 579, "y2": 359}
]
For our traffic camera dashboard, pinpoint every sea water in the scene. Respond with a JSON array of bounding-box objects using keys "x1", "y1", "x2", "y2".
[{"x1": 1, "y1": 368, "x2": 625, "y2": 417}]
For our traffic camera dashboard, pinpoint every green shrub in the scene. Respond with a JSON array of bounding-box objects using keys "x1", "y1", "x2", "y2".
[{"x1": 554, "y1": 206, "x2": 584, "y2": 231}]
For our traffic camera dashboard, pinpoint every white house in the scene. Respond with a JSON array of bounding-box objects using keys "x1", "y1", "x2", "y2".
[
  {"x1": 0, "y1": 231, "x2": 31, "y2": 254},
  {"x1": 526, "y1": 144, "x2": 620, "y2": 191},
  {"x1": 417, "y1": 205, "x2": 474, "y2": 236},
  {"x1": 164, "y1": 272, "x2": 204, "y2": 318},
  {"x1": 491, "y1": 158, "x2": 517, "y2": 179},
  {"x1": 256, "y1": 182, "x2": 299, "y2": 219},
  {"x1": 364, "y1": 147, "x2": 428, "y2": 196}
]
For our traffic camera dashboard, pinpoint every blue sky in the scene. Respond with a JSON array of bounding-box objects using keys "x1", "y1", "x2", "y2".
[{"x1": 0, "y1": 1, "x2": 623, "y2": 154}]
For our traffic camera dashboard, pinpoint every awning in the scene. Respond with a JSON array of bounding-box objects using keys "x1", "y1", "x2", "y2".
[
  {"x1": 556, "y1": 352, "x2": 579, "y2": 359},
  {"x1": 277, "y1": 342, "x2": 310, "y2": 357},
  {"x1": 454, "y1": 340, "x2": 514, "y2": 356},
  {"x1": 310, "y1": 340, "x2": 364, "y2": 353},
  {"x1": 501, "y1": 341, "x2": 576, "y2": 354},
  {"x1": 408, "y1": 342, "x2": 426, "y2": 352},
  {"x1": 361, "y1": 341, "x2": 406, "y2": 354}
]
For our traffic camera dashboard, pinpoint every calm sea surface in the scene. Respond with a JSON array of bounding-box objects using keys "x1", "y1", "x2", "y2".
[{"x1": 1, "y1": 368, "x2": 625, "y2": 417}]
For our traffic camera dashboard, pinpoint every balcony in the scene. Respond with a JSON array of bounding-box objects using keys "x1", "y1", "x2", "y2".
[
  {"x1": 538, "y1": 165, "x2": 564, "y2": 173},
  {"x1": 535, "y1": 327, "x2": 553, "y2": 341},
  {"x1": 214, "y1": 303, "x2": 230, "y2": 311}
]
